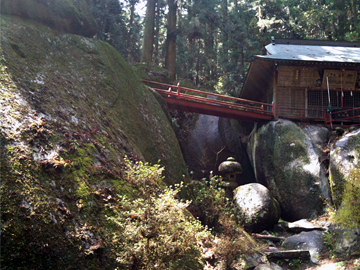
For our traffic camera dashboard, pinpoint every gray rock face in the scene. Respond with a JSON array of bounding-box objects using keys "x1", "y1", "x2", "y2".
[
  {"x1": 282, "y1": 230, "x2": 325, "y2": 263},
  {"x1": 247, "y1": 119, "x2": 330, "y2": 221},
  {"x1": 234, "y1": 183, "x2": 280, "y2": 232},
  {"x1": 330, "y1": 226, "x2": 360, "y2": 257},
  {"x1": 329, "y1": 128, "x2": 360, "y2": 207},
  {"x1": 181, "y1": 115, "x2": 256, "y2": 183}
]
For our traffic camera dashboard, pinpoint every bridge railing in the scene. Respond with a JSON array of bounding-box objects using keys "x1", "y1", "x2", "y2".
[
  {"x1": 278, "y1": 106, "x2": 360, "y2": 127},
  {"x1": 142, "y1": 80, "x2": 273, "y2": 115},
  {"x1": 326, "y1": 107, "x2": 360, "y2": 128},
  {"x1": 277, "y1": 106, "x2": 326, "y2": 122}
]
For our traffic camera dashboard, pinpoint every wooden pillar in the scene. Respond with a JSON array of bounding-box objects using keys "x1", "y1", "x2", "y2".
[
  {"x1": 305, "y1": 88, "x2": 308, "y2": 117},
  {"x1": 273, "y1": 64, "x2": 278, "y2": 118}
]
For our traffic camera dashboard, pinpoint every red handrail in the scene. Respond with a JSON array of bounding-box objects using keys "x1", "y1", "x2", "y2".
[
  {"x1": 143, "y1": 80, "x2": 272, "y2": 108},
  {"x1": 278, "y1": 106, "x2": 326, "y2": 121},
  {"x1": 327, "y1": 107, "x2": 360, "y2": 127},
  {"x1": 154, "y1": 88, "x2": 272, "y2": 114}
]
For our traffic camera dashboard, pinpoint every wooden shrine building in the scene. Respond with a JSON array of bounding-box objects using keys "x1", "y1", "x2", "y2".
[{"x1": 241, "y1": 39, "x2": 360, "y2": 123}]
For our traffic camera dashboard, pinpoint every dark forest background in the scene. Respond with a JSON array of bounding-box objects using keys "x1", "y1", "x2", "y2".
[{"x1": 88, "y1": 0, "x2": 360, "y2": 95}]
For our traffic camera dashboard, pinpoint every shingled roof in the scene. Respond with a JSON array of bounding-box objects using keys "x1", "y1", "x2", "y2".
[{"x1": 257, "y1": 38, "x2": 360, "y2": 63}]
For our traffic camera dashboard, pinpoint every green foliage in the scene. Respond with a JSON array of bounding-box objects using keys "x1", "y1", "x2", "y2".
[
  {"x1": 251, "y1": 0, "x2": 360, "y2": 41},
  {"x1": 183, "y1": 176, "x2": 258, "y2": 267},
  {"x1": 88, "y1": 0, "x2": 141, "y2": 62},
  {"x1": 324, "y1": 230, "x2": 337, "y2": 259},
  {"x1": 184, "y1": 176, "x2": 227, "y2": 231},
  {"x1": 106, "y1": 159, "x2": 211, "y2": 269}
]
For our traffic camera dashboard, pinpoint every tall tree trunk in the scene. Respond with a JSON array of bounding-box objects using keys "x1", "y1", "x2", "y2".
[
  {"x1": 221, "y1": 0, "x2": 228, "y2": 70},
  {"x1": 351, "y1": 0, "x2": 358, "y2": 31},
  {"x1": 154, "y1": 0, "x2": 160, "y2": 64},
  {"x1": 165, "y1": 0, "x2": 177, "y2": 81},
  {"x1": 141, "y1": 0, "x2": 156, "y2": 64},
  {"x1": 127, "y1": 0, "x2": 136, "y2": 62}
]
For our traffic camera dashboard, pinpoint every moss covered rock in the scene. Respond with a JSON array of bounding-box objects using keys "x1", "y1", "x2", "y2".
[
  {"x1": 0, "y1": 14, "x2": 188, "y2": 268},
  {"x1": 1, "y1": 0, "x2": 97, "y2": 37},
  {"x1": 329, "y1": 129, "x2": 360, "y2": 227},
  {"x1": 247, "y1": 119, "x2": 330, "y2": 221}
]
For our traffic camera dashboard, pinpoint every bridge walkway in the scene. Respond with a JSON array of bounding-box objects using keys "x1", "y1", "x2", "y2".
[{"x1": 143, "y1": 80, "x2": 274, "y2": 122}]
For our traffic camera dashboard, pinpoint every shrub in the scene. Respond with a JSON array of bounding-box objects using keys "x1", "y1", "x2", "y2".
[
  {"x1": 105, "y1": 159, "x2": 211, "y2": 269},
  {"x1": 184, "y1": 176, "x2": 258, "y2": 268}
]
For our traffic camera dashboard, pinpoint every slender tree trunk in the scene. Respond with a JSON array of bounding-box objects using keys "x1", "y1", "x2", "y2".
[
  {"x1": 141, "y1": 0, "x2": 156, "y2": 64},
  {"x1": 127, "y1": 0, "x2": 136, "y2": 62},
  {"x1": 204, "y1": 35, "x2": 215, "y2": 79},
  {"x1": 221, "y1": 0, "x2": 228, "y2": 70},
  {"x1": 165, "y1": 0, "x2": 177, "y2": 81},
  {"x1": 154, "y1": 0, "x2": 160, "y2": 64},
  {"x1": 351, "y1": 0, "x2": 358, "y2": 30}
]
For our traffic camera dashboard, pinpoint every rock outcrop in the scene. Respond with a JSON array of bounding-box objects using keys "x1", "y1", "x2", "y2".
[
  {"x1": 330, "y1": 129, "x2": 360, "y2": 206},
  {"x1": 330, "y1": 226, "x2": 360, "y2": 257},
  {"x1": 0, "y1": 6, "x2": 187, "y2": 268},
  {"x1": 247, "y1": 119, "x2": 330, "y2": 221},
  {"x1": 1, "y1": 0, "x2": 97, "y2": 37}
]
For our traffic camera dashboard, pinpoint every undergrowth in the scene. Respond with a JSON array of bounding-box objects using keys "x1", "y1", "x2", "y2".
[
  {"x1": 106, "y1": 160, "x2": 257, "y2": 269},
  {"x1": 105, "y1": 158, "x2": 212, "y2": 269},
  {"x1": 184, "y1": 177, "x2": 258, "y2": 268}
]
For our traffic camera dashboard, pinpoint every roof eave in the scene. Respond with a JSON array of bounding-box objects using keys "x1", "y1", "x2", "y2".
[{"x1": 254, "y1": 55, "x2": 360, "y2": 65}]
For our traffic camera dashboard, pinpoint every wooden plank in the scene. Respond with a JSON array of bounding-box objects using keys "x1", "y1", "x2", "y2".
[{"x1": 265, "y1": 250, "x2": 310, "y2": 260}]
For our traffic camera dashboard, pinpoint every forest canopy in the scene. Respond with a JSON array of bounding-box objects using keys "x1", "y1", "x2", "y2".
[{"x1": 88, "y1": 0, "x2": 360, "y2": 95}]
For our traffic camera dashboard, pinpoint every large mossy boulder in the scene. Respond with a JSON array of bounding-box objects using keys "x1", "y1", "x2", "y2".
[
  {"x1": 247, "y1": 119, "x2": 330, "y2": 221},
  {"x1": 1, "y1": 0, "x2": 97, "y2": 37},
  {"x1": 0, "y1": 14, "x2": 188, "y2": 268},
  {"x1": 329, "y1": 129, "x2": 360, "y2": 227}
]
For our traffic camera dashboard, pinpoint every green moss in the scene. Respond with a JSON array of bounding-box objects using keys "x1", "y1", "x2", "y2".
[
  {"x1": 335, "y1": 168, "x2": 360, "y2": 228},
  {"x1": 329, "y1": 164, "x2": 346, "y2": 208}
]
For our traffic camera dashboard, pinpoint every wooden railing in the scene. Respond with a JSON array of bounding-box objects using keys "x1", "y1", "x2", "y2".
[
  {"x1": 277, "y1": 107, "x2": 326, "y2": 122},
  {"x1": 278, "y1": 106, "x2": 360, "y2": 128},
  {"x1": 327, "y1": 107, "x2": 360, "y2": 128},
  {"x1": 143, "y1": 80, "x2": 273, "y2": 117}
]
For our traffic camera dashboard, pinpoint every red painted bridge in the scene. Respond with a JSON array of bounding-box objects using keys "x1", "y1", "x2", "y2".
[{"x1": 143, "y1": 80, "x2": 274, "y2": 122}]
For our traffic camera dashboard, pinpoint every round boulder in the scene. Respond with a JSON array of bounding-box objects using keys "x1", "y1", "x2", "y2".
[{"x1": 234, "y1": 183, "x2": 280, "y2": 232}]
